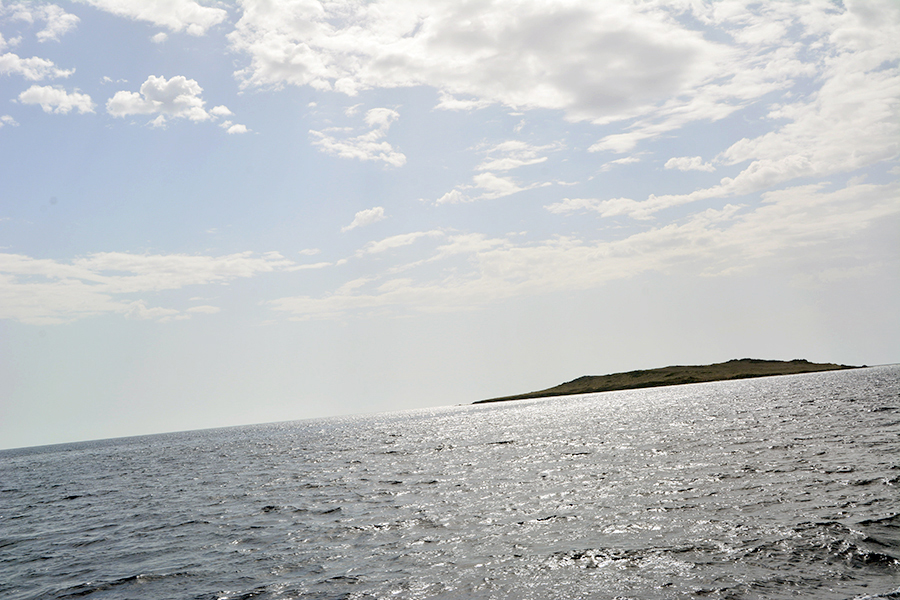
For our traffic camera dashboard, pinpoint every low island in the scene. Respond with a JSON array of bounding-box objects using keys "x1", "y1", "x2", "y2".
[{"x1": 474, "y1": 358, "x2": 861, "y2": 404}]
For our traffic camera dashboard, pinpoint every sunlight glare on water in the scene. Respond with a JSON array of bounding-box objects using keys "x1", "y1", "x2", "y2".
[{"x1": 1, "y1": 366, "x2": 898, "y2": 599}]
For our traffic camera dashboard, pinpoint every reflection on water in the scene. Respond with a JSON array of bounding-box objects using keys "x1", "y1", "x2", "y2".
[{"x1": 1, "y1": 366, "x2": 898, "y2": 599}]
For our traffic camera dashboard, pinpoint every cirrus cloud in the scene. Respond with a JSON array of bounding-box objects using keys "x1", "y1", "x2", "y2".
[{"x1": 0, "y1": 251, "x2": 294, "y2": 324}]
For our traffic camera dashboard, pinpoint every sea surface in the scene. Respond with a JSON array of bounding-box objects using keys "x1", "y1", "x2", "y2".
[{"x1": 1, "y1": 366, "x2": 899, "y2": 600}]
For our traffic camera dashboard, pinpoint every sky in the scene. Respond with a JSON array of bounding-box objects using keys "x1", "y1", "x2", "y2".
[{"x1": 0, "y1": 0, "x2": 898, "y2": 450}]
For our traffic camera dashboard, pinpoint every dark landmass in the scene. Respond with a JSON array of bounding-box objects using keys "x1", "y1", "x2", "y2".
[{"x1": 474, "y1": 358, "x2": 862, "y2": 404}]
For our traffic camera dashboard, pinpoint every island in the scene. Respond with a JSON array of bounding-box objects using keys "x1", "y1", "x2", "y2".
[{"x1": 474, "y1": 358, "x2": 861, "y2": 404}]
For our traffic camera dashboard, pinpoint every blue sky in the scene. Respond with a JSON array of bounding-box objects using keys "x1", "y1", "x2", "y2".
[{"x1": 1, "y1": 0, "x2": 898, "y2": 449}]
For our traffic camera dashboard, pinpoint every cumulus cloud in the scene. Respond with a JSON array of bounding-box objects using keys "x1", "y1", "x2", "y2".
[
  {"x1": 665, "y1": 156, "x2": 716, "y2": 172},
  {"x1": 0, "y1": 52, "x2": 72, "y2": 80},
  {"x1": 0, "y1": 251, "x2": 293, "y2": 324},
  {"x1": 106, "y1": 75, "x2": 248, "y2": 131},
  {"x1": 79, "y1": 0, "x2": 227, "y2": 35},
  {"x1": 18, "y1": 85, "x2": 94, "y2": 114},
  {"x1": 342, "y1": 206, "x2": 386, "y2": 232},
  {"x1": 0, "y1": 114, "x2": 18, "y2": 127},
  {"x1": 228, "y1": 0, "x2": 722, "y2": 127},
  {"x1": 219, "y1": 120, "x2": 249, "y2": 134},
  {"x1": 310, "y1": 107, "x2": 405, "y2": 166},
  {"x1": 107, "y1": 75, "x2": 210, "y2": 121}
]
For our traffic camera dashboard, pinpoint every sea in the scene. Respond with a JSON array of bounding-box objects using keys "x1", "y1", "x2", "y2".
[{"x1": 1, "y1": 366, "x2": 898, "y2": 600}]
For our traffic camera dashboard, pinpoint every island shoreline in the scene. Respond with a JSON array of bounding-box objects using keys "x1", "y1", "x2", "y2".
[{"x1": 474, "y1": 358, "x2": 862, "y2": 404}]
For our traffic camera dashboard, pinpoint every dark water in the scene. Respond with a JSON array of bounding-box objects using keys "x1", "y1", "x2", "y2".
[{"x1": 1, "y1": 366, "x2": 899, "y2": 600}]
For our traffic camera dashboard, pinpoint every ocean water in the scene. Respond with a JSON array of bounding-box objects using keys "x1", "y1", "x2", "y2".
[{"x1": 1, "y1": 366, "x2": 898, "y2": 600}]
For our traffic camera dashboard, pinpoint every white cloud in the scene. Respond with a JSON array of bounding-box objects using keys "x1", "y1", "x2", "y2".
[
  {"x1": 665, "y1": 156, "x2": 716, "y2": 172},
  {"x1": 151, "y1": 32, "x2": 168, "y2": 43},
  {"x1": 18, "y1": 85, "x2": 95, "y2": 114},
  {"x1": 0, "y1": 251, "x2": 293, "y2": 324},
  {"x1": 107, "y1": 76, "x2": 246, "y2": 131},
  {"x1": 125, "y1": 300, "x2": 183, "y2": 321},
  {"x1": 434, "y1": 92, "x2": 493, "y2": 112},
  {"x1": 4, "y1": 3, "x2": 79, "y2": 41},
  {"x1": 186, "y1": 305, "x2": 221, "y2": 314},
  {"x1": 544, "y1": 197, "x2": 644, "y2": 218},
  {"x1": 107, "y1": 75, "x2": 211, "y2": 122},
  {"x1": 80, "y1": 0, "x2": 227, "y2": 35},
  {"x1": 342, "y1": 206, "x2": 386, "y2": 232},
  {"x1": 357, "y1": 230, "x2": 443, "y2": 255},
  {"x1": 574, "y1": 3, "x2": 900, "y2": 220},
  {"x1": 269, "y1": 180, "x2": 900, "y2": 321},
  {"x1": 229, "y1": 0, "x2": 723, "y2": 129},
  {"x1": 225, "y1": 122, "x2": 248, "y2": 134},
  {"x1": 310, "y1": 107, "x2": 406, "y2": 167},
  {"x1": 35, "y1": 4, "x2": 80, "y2": 42},
  {"x1": 7, "y1": 3, "x2": 80, "y2": 42},
  {"x1": 224, "y1": 0, "x2": 898, "y2": 173},
  {"x1": 0, "y1": 52, "x2": 72, "y2": 80},
  {"x1": 434, "y1": 172, "x2": 551, "y2": 204},
  {"x1": 476, "y1": 140, "x2": 558, "y2": 172},
  {"x1": 599, "y1": 155, "x2": 643, "y2": 172},
  {"x1": 0, "y1": 114, "x2": 18, "y2": 127}
]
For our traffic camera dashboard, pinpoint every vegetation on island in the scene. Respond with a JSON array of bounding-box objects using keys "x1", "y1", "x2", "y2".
[{"x1": 474, "y1": 358, "x2": 861, "y2": 404}]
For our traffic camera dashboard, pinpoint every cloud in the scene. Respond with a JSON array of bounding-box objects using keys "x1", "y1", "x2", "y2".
[
  {"x1": 269, "y1": 180, "x2": 900, "y2": 321},
  {"x1": 186, "y1": 305, "x2": 221, "y2": 314},
  {"x1": 476, "y1": 141, "x2": 558, "y2": 171},
  {"x1": 18, "y1": 85, "x2": 95, "y2": 114},
  {"x1": 106, "y1": 75, "x2": 247, "y2": 131},
  {"x1": 0, "y1": 114, "x2": 18, "y2": 128},
  {"x1": 151, "y1": 32, "x2": 168, "y2": 43},
  {"x1": 665, "y1": 156, "x2": 716, "y2": 172},
  {"x1": 220, "y1": 120, "x2": 249, "y2": 134},
  {"x1": 0, "y1": 251, "x2": 293, "y2": 324},
  {"x1": 79, "y1": 0, "x2": 227, "y2": 35},
  {"x1": 7, "y1": 3, "x2": 80, "y2": 42},
  {"x1": 342, "y1": 206, "x2": 386, "y2": 232},
  {"x1": 36, "y1": 4, "x2": 80, "y2": 41},
  {"x1": 599, "y1": 155, "x2": 643, "y2": 172},
  {"x1": 544, "y1": 197, "x2": 639, "y2": 217},
  {"x1": 573, "y1": 4, "x2": 900, "y2": 221},
  {"x1": 124, "y1": 300, "x2": 183, "y2": 321},
  {"x1": 229, "y1": 0, "x2": 723, "y2": 128},
  {"x1": 310, "y1": 107, "x2": 406, "y2": 166},
  {"x1": 357, "y1": 230, "x2": 444, "y2": 255},
  {"x1": 107, "y1": 75, "x2": 210, "y2": 122},
  {"x1": 434, "y1": 172, "x2": 551, "y2": 204},
  {"x1": 0, "y1": 52, "x2": 72, "y2": 80}
]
